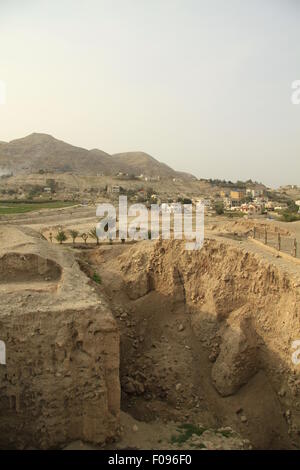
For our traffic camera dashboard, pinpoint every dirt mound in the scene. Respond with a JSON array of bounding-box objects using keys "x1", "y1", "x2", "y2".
[
  {"x1": 84, "y1": 239, "x2": 300, "y2": 449},
  {"x1": 0, "y1": 226, "x2": 120, "y2": 449}
]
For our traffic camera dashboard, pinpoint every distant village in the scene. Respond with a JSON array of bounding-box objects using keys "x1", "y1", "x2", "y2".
[
  {"x1": 105, "y1": 177, "x2": 300, "y2": 218},
  {"x1": 0, "y1": 167, "x2": 299, "y2": 221}
]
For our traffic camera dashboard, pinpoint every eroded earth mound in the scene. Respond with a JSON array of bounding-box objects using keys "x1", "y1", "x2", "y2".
[{"x1": 0, "y1": 226, "x2": 119, "y2": 449}]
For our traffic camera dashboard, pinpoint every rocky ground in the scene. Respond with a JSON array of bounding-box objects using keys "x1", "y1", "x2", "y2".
[{"x1": 65, "y1": 411, "x2": 252, "y2": 450}]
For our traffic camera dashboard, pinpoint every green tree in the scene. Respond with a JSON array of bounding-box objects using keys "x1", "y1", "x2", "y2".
[
  {"x1": 286, "y1": 200, "x2": 299, "y2": 213},
  {"x1": 214, "y1": 201, "x2": 224, "y2": 215},
  {"x1": 69, "y1": 229, "x2": 79, "y2": 244},
  {"x1": 55, "y1": 230, "x2": 68, "y2": 244}
]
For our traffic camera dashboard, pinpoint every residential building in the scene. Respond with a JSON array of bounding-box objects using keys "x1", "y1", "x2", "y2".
[{"x1": 230, "y1": 190, "x2": 245, "y2": 201}]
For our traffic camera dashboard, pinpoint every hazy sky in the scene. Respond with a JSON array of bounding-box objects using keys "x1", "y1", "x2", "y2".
[{"x1": 0, "y1": 0, "x2": 299, "y2": 187}]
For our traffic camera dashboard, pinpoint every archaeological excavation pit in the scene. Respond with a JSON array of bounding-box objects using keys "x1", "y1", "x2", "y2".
[
  {"x1": 1, "y1": 223, "x2": 300, "y2": 450},
  {"x1": 83, "y1": 238, "x2": 300, "y2": 450}
]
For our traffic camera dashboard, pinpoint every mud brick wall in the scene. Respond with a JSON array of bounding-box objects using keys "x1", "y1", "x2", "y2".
[{"x1": 0, "y1": 306, "x2": 120, "y2": 449}]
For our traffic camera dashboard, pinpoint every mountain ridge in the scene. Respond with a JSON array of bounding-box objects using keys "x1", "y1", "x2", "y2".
[{"x1": 0, "y1": 133, "x2": 195, "y2": 180}]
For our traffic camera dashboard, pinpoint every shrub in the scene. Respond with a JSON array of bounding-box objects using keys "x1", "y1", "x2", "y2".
[
  {"x1": 92, "y1": 272, "x2": 101, "y2": 284},
  {"x1": 171, "y1": 424, "x2": 206, "y2": 445},
  {"x1": 280, "y1": 212, "x2": 300, "y2": 222}
]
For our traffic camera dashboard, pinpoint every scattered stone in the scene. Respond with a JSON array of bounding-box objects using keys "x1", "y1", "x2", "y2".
[
  {"x1": 278, "y1": 388, "x2": 286, "y2": 397},
  {"x1": 123, "y1": 381, "x2": 135, "y2": 394},
  {"x1": 208, "y1": 352, "x2": 217, "y2": 363}
]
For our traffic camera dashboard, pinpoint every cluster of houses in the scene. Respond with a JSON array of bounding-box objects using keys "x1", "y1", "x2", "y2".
[
  {"x1": 212, "y1": 188, "x2": 299, "y2": 215},
  {"x1": 219, "y1": 189, "x2": 266, "y2": 214},
  {"x1": 87, "y1": 180, "x2": 300, "y2": 215}
]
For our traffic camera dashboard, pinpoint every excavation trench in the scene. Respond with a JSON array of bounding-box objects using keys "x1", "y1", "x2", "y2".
[{"x1": 83, "y1": 238, "x2": 300, "y2": 450}]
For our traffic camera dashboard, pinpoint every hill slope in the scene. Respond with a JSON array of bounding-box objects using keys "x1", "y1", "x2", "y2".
[
  {"x1": 111, "y1": 151, "x2": 177, "y2": 178},
  {"x1": 0, "y1": 133, "x2": 193, "y2": 179}
]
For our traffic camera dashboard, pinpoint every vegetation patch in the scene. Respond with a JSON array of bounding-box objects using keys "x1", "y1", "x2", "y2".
[
  {"x1": 225, "y1": 210, "x2": 244, "y2": 218},
  {"x1": 92, "y1": 272, "x2": 102, "y2": 284},
  {"x1": 280, "y1": 211, "x2": 300, "y2": 222},
  {"x1": 280, "y1": 201, "x2": 300, "y2": 222},
  {"x1": 171, "y1": 423, "x2": 206, "y2": 445},
  {"x1": 0, "y1": 201, "x2": 76, "y2": 215}
]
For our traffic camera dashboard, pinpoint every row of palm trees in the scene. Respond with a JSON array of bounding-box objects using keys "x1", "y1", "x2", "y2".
[
  {"x1": 51, "y1": 227, "x2": 152, "y2": 245},
  {"x1": 51, "y1": 227, "x2": 102, "y2": 245}
]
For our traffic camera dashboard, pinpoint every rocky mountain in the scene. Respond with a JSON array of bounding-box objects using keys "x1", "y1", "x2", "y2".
[{"x1": 0, "y1": 133, "x2": 194, "y2": 180}]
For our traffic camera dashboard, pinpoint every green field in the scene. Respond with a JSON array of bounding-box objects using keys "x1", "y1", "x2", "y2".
[{"x1": 0, "y1": 201, "x2": 76, "y2": 215}]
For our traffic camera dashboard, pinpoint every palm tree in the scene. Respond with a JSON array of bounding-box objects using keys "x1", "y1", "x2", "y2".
[
  {"x1": 89, "y1": 227, "x2": 99, "y2": 245},
  {"x1": 55, "y1": 230, "x2": 68, "y2": 244},
  {"x1": 69, "y1": 229, "x2": 79, "y2": 244}
]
